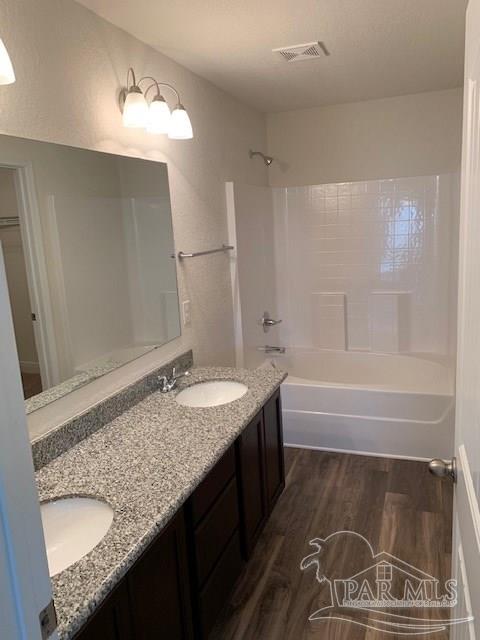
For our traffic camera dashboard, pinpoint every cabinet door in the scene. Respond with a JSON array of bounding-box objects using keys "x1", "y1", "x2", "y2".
[
  {"x1": 74, "y1": 580, "x2": 132, "y2": 640},
  {"x1": 193, "y1": 478, "x2": 240, "y2": 587},
  {"x1": 198, "y1": 530, "x2": 244, "y2": 638},
  {"x1": 236, "y1": 410, "x2": 267, "y2": 558},
  {"x1": 128, "y1": 511, "x2": 193, "y2": 640},
  {"x1": 263, "y1": 389, "x2": 285, "y2": 512}
]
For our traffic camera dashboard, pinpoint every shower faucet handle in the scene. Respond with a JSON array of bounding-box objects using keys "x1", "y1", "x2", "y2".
[{"x1": 260, "y1": 311, "x2": 282, "y2": 333}]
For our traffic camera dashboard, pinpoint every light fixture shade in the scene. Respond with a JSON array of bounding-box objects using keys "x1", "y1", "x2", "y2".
[
  {"x1": 122, "y1": 87, "x2": 148, "y2": 128},
  {"x1": 168, "y1": 104, "x2": 193, "y2": 140},
  {"x1": 146, "y1": 96, "x2": 171, "y2": 134},
  {"x1": 0, "y1": 38, "x2": 15, "y2": 85}
]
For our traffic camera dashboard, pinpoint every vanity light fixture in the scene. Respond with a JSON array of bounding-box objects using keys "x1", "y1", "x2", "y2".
[
  {"x1": 0, "y1": 38, "x2": 15, "y2": 85},
  {"x1": 120, "y1": 68, "x2": 193, "y2": 139},
  {"x1": 122, "y1": 69, "x2": 148, "y2": 128},
  {"x1": 169, "y1": 104, "x2": 193, "y2": 140}
]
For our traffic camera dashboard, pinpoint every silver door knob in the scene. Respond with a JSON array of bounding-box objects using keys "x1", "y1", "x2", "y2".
[{"x1": 428, "y1": 457, "x2": 456, "y2": 482}]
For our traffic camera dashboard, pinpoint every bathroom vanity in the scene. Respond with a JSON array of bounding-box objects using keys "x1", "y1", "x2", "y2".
[
  {"x1": 6, "y1": 130, "x2": 286, "y2": 638},
  {"x1": 75, "y1": 389, "x2": 284, "y2": 640},
  {"x1": 34, "y1": 362, "x2": 286, "y2": 639}
]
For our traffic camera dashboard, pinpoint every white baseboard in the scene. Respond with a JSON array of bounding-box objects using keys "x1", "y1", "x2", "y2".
[
  {"x1": 284, "y1": 441, "x2": 430, "y2": 462},
  {"x1": 19, "y1": 361, "x2": 40, "y2": 374}
]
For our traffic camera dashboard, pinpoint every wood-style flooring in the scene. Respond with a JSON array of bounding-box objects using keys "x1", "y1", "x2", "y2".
[
  {"x1": 21, "y1": 371, "x2": 42, "y2": 399},
  {"x1": 211, "y1": 448, "x2": 453, "y2": 640}
]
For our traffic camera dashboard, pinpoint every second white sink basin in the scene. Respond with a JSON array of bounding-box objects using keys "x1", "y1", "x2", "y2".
[
  {"x1": 40, "y1": 497, "x2": 114, "y2": 577},
  {"x1": 176, "y1": 380, "x2": 248, "y2": 407}
]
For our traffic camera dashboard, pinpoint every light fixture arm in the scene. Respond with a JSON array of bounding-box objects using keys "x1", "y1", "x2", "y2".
[
  {"x1": 126, "y1": 67, "x2": 138, "y2": 89},
  {"x1": 139, "y1": 76, "x2": 181, "y2": 104},
  {"x1": 122, "y1": 68, "x2": 182, "y2": 107}
]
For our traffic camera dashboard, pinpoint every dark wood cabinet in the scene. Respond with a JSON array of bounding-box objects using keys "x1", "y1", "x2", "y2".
[
  {"x1": 263, "y1": 389, "x2": 285, "y2": 512},
  {"x1": 198, "y1": 530, "x2": 243, "y2": 636},
  {"x1": 193, "y1": 478, "x2": 240, "y2": 585},
  {"x1": 128, "y1": 510, "x2": 193, "y2": 640},
  {"x1": 190, "y1": 445, "x2": 236, "y2": 526},
  {"x1": 74, "y1": 580, "x2": 132, "y2": 640},
  {"x1": 237, "y1": 389, "x2": 285, "y2": 559},
  {"x1": 74, "y1": 389, "x2": 284, "y2": 640},
  {"x1": 236, "y1": 410, "x2": 267, "y2": 557},
  {"x1": 185, "y1": 445, "x2": 244, "y2": 639}
]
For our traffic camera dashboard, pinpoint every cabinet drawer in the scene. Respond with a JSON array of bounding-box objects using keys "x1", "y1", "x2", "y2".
[
  {"x1": 191, "y1": 445, "x2": 235, "y2": 525},
  {"x1": 199, "y1": 530, "x2": 243, "y2": 638},
  {"x1": 194, "y1": 477, "x2": 239, "y2": 586}
]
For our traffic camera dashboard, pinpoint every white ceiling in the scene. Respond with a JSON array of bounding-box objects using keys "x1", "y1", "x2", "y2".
[{"x1": 77, "y1": 0, "x2": 468, "y2": 113}]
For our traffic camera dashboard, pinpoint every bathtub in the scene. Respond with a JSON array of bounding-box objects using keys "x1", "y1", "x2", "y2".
[{"x1": 262, "y1": 349, "x2": 455, "y2": 460}]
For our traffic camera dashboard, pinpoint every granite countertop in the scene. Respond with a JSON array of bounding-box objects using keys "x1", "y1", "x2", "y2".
[{"x1": 35, "y1": 365, "x2": 286, "y2": 640}]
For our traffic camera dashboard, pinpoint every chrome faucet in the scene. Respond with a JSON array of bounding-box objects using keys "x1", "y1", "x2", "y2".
[
  {"x1": 257, "y1": 345, "x2": 286, "y2": 354},
  {"x1": 158, "y1": 367, "x2": 190, "y2": 393}
]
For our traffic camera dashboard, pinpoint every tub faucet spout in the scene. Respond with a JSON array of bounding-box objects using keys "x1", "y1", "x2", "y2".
[{"x1": 257, "y1": 345, "x2": 286, "y2": 354}]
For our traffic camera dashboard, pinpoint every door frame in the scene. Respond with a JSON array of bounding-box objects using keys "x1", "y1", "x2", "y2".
[
  {"x1": 450, "y1": 0, "x2": 480, "y2": 635},
  {"x1": 0, "y1": 242, "x2": 55, "y2": 639},
  {"x1": 0, "y1": 159, "x2": 59, "y2": 388}
]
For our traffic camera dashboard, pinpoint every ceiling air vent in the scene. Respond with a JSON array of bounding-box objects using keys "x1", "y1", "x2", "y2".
[{"x1": 273, "y1": 41, "x2": 330, "y2": 62}]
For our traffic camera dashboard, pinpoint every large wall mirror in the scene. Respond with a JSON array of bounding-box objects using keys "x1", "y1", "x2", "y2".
[{"x1": 0, "y1": 135, "x2": 181, "y2": 414}]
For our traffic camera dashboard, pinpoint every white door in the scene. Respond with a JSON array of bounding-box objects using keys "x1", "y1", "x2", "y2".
[
  {"x1": 451, "y1": 0, "x2": 480, "y2": 636},
  {"x1": 0, "y1": 242, "x2": 55, "y2": 638}
]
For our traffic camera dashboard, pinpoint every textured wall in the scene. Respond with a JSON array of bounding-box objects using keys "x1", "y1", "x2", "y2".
[
  {"x1": 0, "y1": 0, "x2": 267, "y2": 374},
  {"x1": 267, "y1": 89, "x2": 463, "y2": 187}
]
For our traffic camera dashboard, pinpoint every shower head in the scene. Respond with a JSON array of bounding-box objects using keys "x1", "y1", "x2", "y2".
[{"x1": 249, "y1": 149, "x2": 274, "y2": 166}]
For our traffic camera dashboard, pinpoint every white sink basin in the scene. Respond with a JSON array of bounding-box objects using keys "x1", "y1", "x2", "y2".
[
  {"x1": 176, "y1": 380, "x2": 248, "y2": 407},
  {"x1": 40, "y1": 497, "x2": 114, "y2": 577}
]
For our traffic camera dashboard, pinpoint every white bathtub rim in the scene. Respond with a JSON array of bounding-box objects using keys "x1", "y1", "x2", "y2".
[
  {"x1": 271, "y1": 346, "x2": 454, "y2": 366},
  {"x1": 284, "y1": 374, "x2": 453, "y2": 397}
]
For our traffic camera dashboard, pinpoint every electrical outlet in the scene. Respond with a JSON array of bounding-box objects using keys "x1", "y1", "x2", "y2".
[{"x1": 182, "y1": 300, "x2": 191, "y2": 327}]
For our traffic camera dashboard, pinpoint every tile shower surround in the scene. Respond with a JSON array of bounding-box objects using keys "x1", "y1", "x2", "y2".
[{"x1": 273, "y1": 175, "x2": 458, "y2": 354}]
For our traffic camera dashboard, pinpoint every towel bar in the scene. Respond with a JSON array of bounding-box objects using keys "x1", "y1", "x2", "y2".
[{"x1": 176, "y1": 244, "x2": 234, "y2": 259}]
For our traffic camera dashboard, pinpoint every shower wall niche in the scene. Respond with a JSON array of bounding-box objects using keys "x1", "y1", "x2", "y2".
[{"x1": 227, "y1": 174, "x2": 459, "y2": 365}]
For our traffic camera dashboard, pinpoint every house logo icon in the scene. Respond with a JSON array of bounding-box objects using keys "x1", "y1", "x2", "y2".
[{"x1": 300, "y1": 531, "x2": 473, "y2": 635}]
